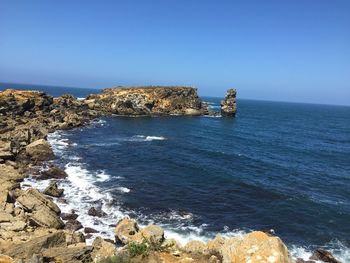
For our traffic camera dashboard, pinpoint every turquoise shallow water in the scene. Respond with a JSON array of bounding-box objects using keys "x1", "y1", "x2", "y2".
[{"x1": 2, "y1": 83, "x2": 350, "y2": 261}]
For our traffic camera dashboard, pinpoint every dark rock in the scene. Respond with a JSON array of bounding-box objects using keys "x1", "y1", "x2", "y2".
[
  {"x1": 38, "y1": 166, "x2": 68, "y2": 180},
  {"x1": 310, "y1": 248, "x2": 341, "y2": 263},
  {"x1": 220, "y1": 88, "x2": 237, "y2": 117},
  {"x1": 64, "y1": 219, "x2": 83, "y2": 232},
  {"x1": 43, "y1": 181, "x2": 64, "y2": 197},
  {"x1": 61, "y1": 212, "x2": 79, "y2": 221},
  {"x1": 296, "y1": 258, "x2": 315, "y2": 263},
  {"x1": 88, "y1": 207, "x2": 106, "y2": 217},
  {"x1": 84, "y1": 227, "x2": 99, "y2": 234}
]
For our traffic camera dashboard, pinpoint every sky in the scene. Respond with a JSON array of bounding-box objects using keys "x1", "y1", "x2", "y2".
[{"x1": 0, "y1": 0, "x2": 349, "y2": 105}]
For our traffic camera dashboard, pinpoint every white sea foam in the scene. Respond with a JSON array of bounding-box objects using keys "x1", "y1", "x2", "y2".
[
  {"x1": 129, "y1": 135, "x2": 166, "y2": 142},
  {"x1": 77, "y1": 97, "x2": 85, "y2": 100}
]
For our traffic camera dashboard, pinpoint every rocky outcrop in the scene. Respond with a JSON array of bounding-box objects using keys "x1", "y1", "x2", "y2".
[
  {"x1": 43, "y1": 181, "x2": 64, "y2": 197},
  {"x1": 220, "y1": 89, "x2": 237, "y2": 117},
  {"x1": 207, "y1": 231, "x2": 292, "y2": 263},
  {"x1": 16, "y1": 188, "x2": 64, "y2": 229},
  {"x1": 85, "y1": 86, "x2": 206, "y2": 116}
]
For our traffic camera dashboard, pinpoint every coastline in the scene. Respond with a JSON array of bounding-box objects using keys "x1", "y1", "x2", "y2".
[{"x1": 0, "y1": 88, "x2": 343, "y2": 263}]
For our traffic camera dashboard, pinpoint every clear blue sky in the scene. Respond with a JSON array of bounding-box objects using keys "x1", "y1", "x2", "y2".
[{"x1": 1, "y1": 0, "x2": 349, "y2": 105}]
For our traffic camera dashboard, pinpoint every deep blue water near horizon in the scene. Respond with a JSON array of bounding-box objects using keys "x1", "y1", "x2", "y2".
[{"x1": 3, "y1": 83, "x2": 350, "y2": 259}]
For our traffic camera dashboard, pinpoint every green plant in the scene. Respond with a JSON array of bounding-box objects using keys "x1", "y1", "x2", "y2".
[
  {"x1": 127, "y1": 235, "x2": 175, "y2": 258},
  {"x1": 127, "y1": 239, "x2": 150, "y2": 258}
]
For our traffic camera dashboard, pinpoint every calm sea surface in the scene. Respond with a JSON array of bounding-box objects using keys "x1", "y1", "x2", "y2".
[{"x1": 2, "y1": 83, "x2": 350, "y2": 261}]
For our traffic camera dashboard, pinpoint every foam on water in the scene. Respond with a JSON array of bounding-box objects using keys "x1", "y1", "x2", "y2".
[{"x1": 131, "y1": 135, "x2": 166, "y2": 141}]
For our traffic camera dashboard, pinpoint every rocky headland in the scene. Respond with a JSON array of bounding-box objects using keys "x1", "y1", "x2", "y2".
[{"x1": 0, "y1": 87, "x2": 340, "y2": 263}]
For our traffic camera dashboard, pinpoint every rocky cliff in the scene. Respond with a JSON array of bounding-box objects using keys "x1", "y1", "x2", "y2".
[{"x1": 85, "y1": 86, "x2": 207, "y2": 116}]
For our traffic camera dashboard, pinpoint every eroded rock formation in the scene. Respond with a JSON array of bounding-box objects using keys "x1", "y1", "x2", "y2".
[
  {"x1": 85, "y1": 86, "x2": 207, "y2": 116},
  {"x1": 220, "y1": 88, "x2": 237, "y2": 117}
]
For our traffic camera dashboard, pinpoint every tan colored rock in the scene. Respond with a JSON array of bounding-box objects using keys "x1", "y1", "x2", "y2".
[
  {"x1": 207, "y1": 231, "x2": 292, "y2": 263},
  {"x1": 17, "y1": 188, "x2": 64, "y2": 229},
  {"x1": 1, "y1": 231, "x2": 66, "y2": 259},
  {"x1": 114, "y1": 218, "x2": 139, "y2": 245},
  {"x1": 92, "y1": 236, "x2": 116, "y2": 261},
  {"x1": 43, "y1": 181, "x2": 64, "y2": 197},
  {"x1": 0, "y1": 212, "x2": 14, "y2": 223},
  {"x1": 17, "y1": 188, "x2": 60, "y2": 214},
  {"x1": 41, "y1": 243, "x2": 92, "y2": 263},
  {"x1": 0, "y1": 254, "x2": 14, "y2": 263},
  {"x1": 140, "y1": 224, "x2": 165, "y2": 245},
  {"x1": 183, "y1": 240, "x2": 207, "y2": 254},
  {"x1": 24, "y1": 139, "x2": 54, "y2": 162}
]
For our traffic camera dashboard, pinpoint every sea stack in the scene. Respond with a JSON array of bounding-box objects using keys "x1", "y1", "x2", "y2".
[{"x1": 220, "y1": 88, "x2": 237, "y2": 117}]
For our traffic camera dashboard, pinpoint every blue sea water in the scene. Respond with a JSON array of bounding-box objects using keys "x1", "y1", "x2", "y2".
[{"x1": 2, "y1": 83, "x2": 350, "y2": 261}]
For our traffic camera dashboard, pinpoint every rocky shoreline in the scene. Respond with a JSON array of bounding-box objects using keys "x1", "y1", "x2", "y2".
[{"x1": 0, "y1": 87, "x2": 341, "y2": 263}]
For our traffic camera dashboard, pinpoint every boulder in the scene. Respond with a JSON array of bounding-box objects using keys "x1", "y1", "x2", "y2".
[
  {"x1": 207, "y1": 231, "x2": 292, "y2": 263},
  {"x1": 64, "y1": 219, "x2": 83, "y2": 232},
  {"x1": 84, "y1": 227, "x2": 99, "y2": 234},
  {"x1": 43, "y1": 181, "x2": 64, "y2": 197},
  {"x1": 65, "y1": 231, "x2": 86, "y2": 245},
  {"x1": 61, "y1": 212, "x2": 79, "y2": 221},
  {"x1": 220, "y1": 89, "x2": 237, "y2": 117},
  {"x1": 310, "y1": 248, "x2": 341, "y2": 263},
  {"x1": 23, "y1": 139, "x2": 54, "y2": 162},
  {"x1": 92, "y1": 237, "x2": 116, "y2": 261},
  {"x1": 183, "y1": 240, "x2": 207, "y2": 254},
  {"x1": 1, "y1": 231, "x2": 66, "y2": 259},
  {"x1": 17, "y1": 188, "x2": 64, "y2": 229},
  {"x1": 0, "y1": 212, "x2": 14, "y2": 223},
  {"x1": 38, "y1": 166, "x2": 68, "y2": 180},
  {"x1": 114, "y1": 218, "x2": 139, "y2": 245},
  {"x1": 41, "y1": 244, "x2": 92, "y2": 263},
  {"x1": 140, "y1": 224, "x2": 165, "y2": 245},
  {"x1": 88, "y1": 206, "x2": 106, "y2": 217},
  {"x1": 0, "y1": 141, "x2": 14, "y2": 160}
]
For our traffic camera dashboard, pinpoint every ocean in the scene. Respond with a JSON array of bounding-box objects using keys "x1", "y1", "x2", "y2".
[{"x1": 1, "y1": 83, "x2": 350, "y2": 262}]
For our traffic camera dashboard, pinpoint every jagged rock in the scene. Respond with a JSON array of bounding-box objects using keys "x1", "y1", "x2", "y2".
[
  {"x1": 65, "y1": 231, "x2": 86, "y2": 245},
  {"x1": 0, "y1": 89, "x2": 53, "y2": 116},
  {"x1": 86, "y1": 86, "x2": 205, "y2": 116},
  {"x1": 43, "y1": 181, "x2": 64, "y2": 197},
  {"x1": 183, "y1": 240, "x2": 207, "y2": 254},
  {"x1": 41, "y1": 244, "x2": 93, "y2": 263},
  {"x1": 84, "y1": 227, "x2": 99, "y2": 234},
  {"x1": 23, "y1": 139, "x2": 54, "y2": 163},
  {"x1": 114, "y1": 218, "x2": 139, "y2": 245},
  {"x1": 0, "y1": 141, "x2": 14, "y2": 160},
  {"x1": 207, "y1": 231, "x2": 292, "y2": 263},
  {"x1": 17, "y1": 188, "x2": 64, "y2": 229},
  {"x1": 92, "y1": 236, "x2": 116, "y2": 261},
  {"x1": 1, "y1": 231, "x2": 66, "y2": 259},
  {"x1": 64, "y1": 219, "x2": 83, "y2": 232},
  {"x1": 88, "y1": 207, "x2": 106, "y2": 217},
  {"x1": 220, "y1": 89, "x2": 237, "y2": 117},
  {"x1": 38, "y1": 165, "x2": 68, "y2": 180},
  {"x1": 61, "y1": 212, "x2": 79, "y2": 221},
  {"x1": 0, "y1": 212, "x2": 14, "y2": 223},
  {"x1": 140, "y1": 224, "x2": 165, "y2": 245},
  {"x1": 310, "y1": 248, "x2": 341, "y2": 263},
  {"x1": 296, "y1": 259, "x2": 315, "y2": 263}
]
